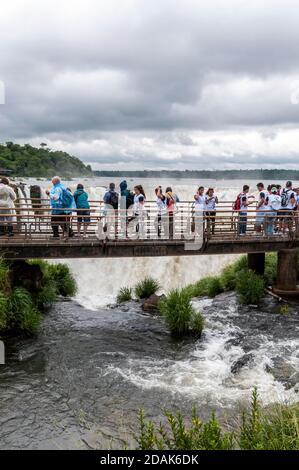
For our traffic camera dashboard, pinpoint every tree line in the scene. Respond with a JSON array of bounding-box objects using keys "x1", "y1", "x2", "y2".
[{"x1": 0, "y1": 142, "x2": 93, "y2": 178}]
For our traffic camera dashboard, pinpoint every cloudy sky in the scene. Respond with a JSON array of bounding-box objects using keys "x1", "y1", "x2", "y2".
[{"x1": 1, "y1": 0, "x2": 299, "y2": 170}]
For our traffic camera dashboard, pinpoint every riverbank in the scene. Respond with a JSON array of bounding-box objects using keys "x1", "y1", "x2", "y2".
[{"x1": 0, "y1": 259, "x2": 76, "y2": 336}]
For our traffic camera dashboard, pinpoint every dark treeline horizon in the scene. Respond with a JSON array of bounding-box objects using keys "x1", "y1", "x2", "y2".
[{"x1": 93, "y1": 169, "x2": 299, "y2": 180}]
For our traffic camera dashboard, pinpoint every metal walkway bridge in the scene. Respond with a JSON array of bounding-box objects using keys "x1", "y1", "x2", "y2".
[
  {"x1": 0, "y1": 198, "x2": 299, "y2": 256},
  {"x1": 1, "y1": 198, "x2": 299, "y2": 295}
]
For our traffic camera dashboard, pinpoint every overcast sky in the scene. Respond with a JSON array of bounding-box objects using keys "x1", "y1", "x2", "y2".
[{"x1": 1, "y1": 0, "x2": 299, "y2": 170}]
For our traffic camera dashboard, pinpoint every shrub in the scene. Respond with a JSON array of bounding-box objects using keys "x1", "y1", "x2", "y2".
[
  {"x1": 0, "y1": 293, "x2": 8, "y2": 330},
  {"x1": 135, "y1": 277, "x2": 160, "y2": 299},
  {"x1": 182, "y1": 277, "x2": 223, "y2": 299},
  {"x1": 0, "y1": 259, "x2": 9, "y2": 292},
  {"x1": 159, "y1": 289, "x2": 204, "y2": 337},
  {"x1": 264, "y1": 253, "x2": 277, "y2": 286},
  {"x1": 47, "y1": 263, "x2": 77, "y2": 297},
  {"x1": 7, "y1": 287, "x2": 42, "y2": 335},
  {"x1": 134, "y1": 390, "x2": 299, "y2": 450},
  {"x1": 117, "y1": 287, "x2": 133, "y2": 304},
  {"x1": 195, "y1": 277, "x2": 223, "y2": 298},
  {"x1": 220, "y1": 256, "x2": 247, "y2": 291},
  {"x1": 236, "y1": 270, "x2": 265, "y2": 305},
  {"x1": 136, "y1": 408, "x2": 233, "y2": 450},
  {"x1": 189, "y1": 311, "x2": 205, "y2": 337}
]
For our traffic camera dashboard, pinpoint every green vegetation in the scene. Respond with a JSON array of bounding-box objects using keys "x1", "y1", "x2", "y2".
[
  {"x1": 47, "y1": 263, "x2": 78, "y2": 297},
  {"x1": 116, "y1": 287, "x2": 133, "y2": 304},
  {"x1": 135, "y1": 389, "x2": 299, "y2": 450},
  {"x1": 159, "y1": 289, "x2": 204, "y2": 337},
  {"x1": 236, "y1": 270, "x2": 265, "y2": 305},
  {"x1": 180, "y1": 254, "x2": 278, "y2": 306},
  {"x1": 0, "y1": 259, "x2": 77, "y2": 335},
  {"x1": 135, "y1": 277, "x2": 160, "y2": 299},
  {"x1": 0, "y1": 142, "x2": 92, "y2": 178},
  {"x1": 8, "y1": 288, "x2": 42, "y2": 335}
]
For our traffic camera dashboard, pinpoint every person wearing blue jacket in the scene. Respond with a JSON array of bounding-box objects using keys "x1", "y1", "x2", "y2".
[
  {"x1": 73, "y1": 184, "x2": 90, "y2": 238},
  {"x1": 48, "y1": 176, "x2": 74, "y2": 238},
  {"x1": 47, "y1": 176, "x2": 74, "y2": 238}
]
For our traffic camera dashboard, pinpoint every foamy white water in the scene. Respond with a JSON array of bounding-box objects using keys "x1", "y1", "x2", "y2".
[{"x1": 105, "y1": 296, "x2": 299, "y2": 407}]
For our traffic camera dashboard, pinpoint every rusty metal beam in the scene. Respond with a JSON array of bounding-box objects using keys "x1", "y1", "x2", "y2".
[{"x1": 0, "y1": 237, "x2": 298, "y2": 260}]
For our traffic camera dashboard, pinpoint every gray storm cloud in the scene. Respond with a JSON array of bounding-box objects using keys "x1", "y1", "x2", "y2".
[{"x1": 1, "y1": 0, "x2": 299, "y2": 169}]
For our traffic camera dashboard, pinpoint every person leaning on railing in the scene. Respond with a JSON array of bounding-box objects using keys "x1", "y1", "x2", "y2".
[
  {"x1": 73, "y1": 184, "x2": 91, "y2": 238},
  {"x1": 205, "y1": 188, "x2": 218, "y2": 235},
  {"x1": 0, "y1": 177, "x2": 16, "y2": 237},
  {"x1": 47, "y1": 176, "x2": 74, "y2": 239}
]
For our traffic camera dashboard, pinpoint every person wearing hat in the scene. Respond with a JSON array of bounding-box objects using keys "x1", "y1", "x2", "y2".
[{"x1": 265, "y1": 186, "x2": 281, "y2": 236}]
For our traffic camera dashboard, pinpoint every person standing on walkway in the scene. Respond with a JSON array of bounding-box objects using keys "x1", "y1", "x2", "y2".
[
  {"x1": 0, "y1": 177, "x2": 16, "y2": 237},
  {"x1": 48, "y1": 176, "x2": 74, "y2": 238},
  {"x1": 235, "y1": 185, "x2": 255, "y2": 235},
  {"x1": 165, "y1": 187, "x2": 180, "y2": 239},
  {"x1": 255, "y1": 182, "x2": 268, "y2": 234},
  {"x1": 103, "y1": 183, "x2": 119, "y2": 236},
  {"x1": 74, "y1": 184, "x2": 90, "y2": 238},
  {"x1": 205, "y1": 188, "x2": 218, "y2": 235},
  {"x1": 279, "y1": 181, "x2": 296, "y2": 235},
  {"x1": 155, "y1": 186, "x2": 166, "y2": 238},
  {"x1": 265, "y1": 187, "x2": 281, "y2": 236},
  {"x1": 119, "y1": 180, "x2": 134, "y2": 237}
]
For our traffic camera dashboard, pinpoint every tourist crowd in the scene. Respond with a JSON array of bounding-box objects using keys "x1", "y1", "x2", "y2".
[{"x1": 0, "y1": 176, "x2": 299, "y2": 239}]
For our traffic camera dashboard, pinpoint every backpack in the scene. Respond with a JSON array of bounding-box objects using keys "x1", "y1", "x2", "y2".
[
  {"x1": 280, "y1": 190, "x2": 289, "y2": 208},
  {"x1": 233, "y1": 193, "x2": 242, "y2": 211},
  {"x1": 30, "y1": 185, "x2": 42, "y2": 209},
  {"x1": 109, "y1": 191, "x2": 119, "y2": 210},
  {"x1": 61, "y1": 188, "x2": 74, "y2": 209},
  {"x1": 269, "y1": 195, "x2": 281, "y2": 211},
  {"x1": 126, "y1": 193, "x2": 134, "y2": 209}
]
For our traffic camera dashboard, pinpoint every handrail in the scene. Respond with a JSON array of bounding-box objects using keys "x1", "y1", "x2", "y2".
[{"x1": 0, "y1": 203, "x2": 298, "y2": 243}]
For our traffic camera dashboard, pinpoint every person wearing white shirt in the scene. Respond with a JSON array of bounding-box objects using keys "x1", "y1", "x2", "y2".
[
  {"x1": 0, "y1": 177, "x2": 16, "y2": 237},
  {"x1": 194, "y1": 186, "x2": 205, "y2": 236},
  {"x1": 155, "y1": 186, "x2": 166, "y2": 238},
  {"x1": 255, "y1": 182, "x2": 268, "y2": 234},
  {"x1": 205, "y1": 188, "x2": 218, "y2": 235},
  {"x1": 279, "y1": 181, "x2": 296, "y2": 234},
  {"x1": 265, "y1": 187, "x2": 281, "y2": 236}
]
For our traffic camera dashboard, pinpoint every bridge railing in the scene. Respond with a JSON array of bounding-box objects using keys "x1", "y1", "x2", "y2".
[{"x1": 0, "y1": 200, "x2": 298, "y2": 242}]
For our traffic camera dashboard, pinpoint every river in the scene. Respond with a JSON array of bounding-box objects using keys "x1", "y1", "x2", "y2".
[{"x1": 0, "y1": 178, "x2": 298, "y2": 449}]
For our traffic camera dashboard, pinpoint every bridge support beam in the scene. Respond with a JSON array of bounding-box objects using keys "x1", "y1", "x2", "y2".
[
  {"x1": 274, "y1": 249, "x2": 298, "y2": 296},
  {"x1": 248, "y1": 252, "x2": 265, "y2": 276}
]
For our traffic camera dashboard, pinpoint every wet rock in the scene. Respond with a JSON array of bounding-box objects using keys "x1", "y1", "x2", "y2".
[
  {"x1": 265, "y1": 357, "x2": 299, "y2": 389},
  {"x1": 142, "y1": 294, "x2": 164, "y2": 313},
  {"x1": 231, "y1": 353, "x2": 254, "y2": 374}
]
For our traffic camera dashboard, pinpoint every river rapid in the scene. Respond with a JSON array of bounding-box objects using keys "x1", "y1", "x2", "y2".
[{"x1": 0, "y1": 178, "x2": 298, "y2": 449}]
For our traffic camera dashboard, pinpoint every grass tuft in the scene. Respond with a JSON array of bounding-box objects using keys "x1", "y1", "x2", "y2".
[{"x1": 135, "y1": 277, "x2": 160, "y2": 299}]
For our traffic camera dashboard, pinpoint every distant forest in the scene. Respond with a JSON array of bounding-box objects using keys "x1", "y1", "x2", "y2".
[
  {"x1": 93, "y1": 169, "x2": 299, "y2": 180},
  {"x1": 0, "y1": 142, "x2": 93, "y2": 178}
]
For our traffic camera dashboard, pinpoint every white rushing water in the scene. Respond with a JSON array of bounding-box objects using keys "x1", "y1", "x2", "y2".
[{"x1": 105, "y1": 295, "x2": 299, "y2": 407}]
